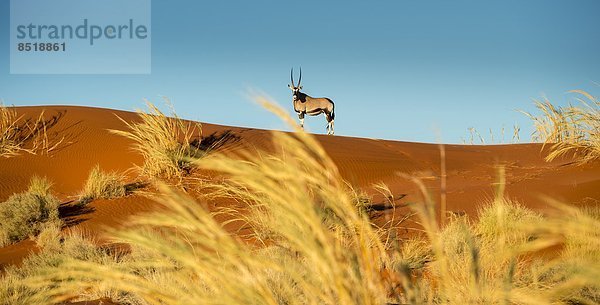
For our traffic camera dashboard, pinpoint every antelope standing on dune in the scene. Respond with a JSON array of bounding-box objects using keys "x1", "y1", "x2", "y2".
[{"x1": 288, "y1": 68, "x2": 335, "y2": 135}]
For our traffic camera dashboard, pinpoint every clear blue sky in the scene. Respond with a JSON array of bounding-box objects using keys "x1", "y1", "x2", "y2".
[{"x1": 1, "y1": 0, "x2": 599, "y2": 143}]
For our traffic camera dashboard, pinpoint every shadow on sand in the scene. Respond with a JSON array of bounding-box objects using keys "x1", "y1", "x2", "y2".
[
  {"x1": 59, "y1": 200, "x2": 95, "y2": 228},
  {"x1": 191, "y1": 130, "x2": 241, "y2": 152}
]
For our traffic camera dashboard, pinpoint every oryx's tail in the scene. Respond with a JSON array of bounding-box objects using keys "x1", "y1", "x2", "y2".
[
  {"x1": 332, "y1": 104, "x2": 335, "y2": 120},
  {"x1": 330, "y1": 99, "x2": 335, "y2": 121}
]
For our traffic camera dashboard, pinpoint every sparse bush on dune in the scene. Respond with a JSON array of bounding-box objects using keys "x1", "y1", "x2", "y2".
[
  {"x1": 0, "y1": 176, "x2": 61, "y2": 247},
  {"x1": 80, "y1": 165, "x2": 127, "y2": 203},
  {"x1": 110, "y1": 100, "x2": 204, "y2": 181},
  {"x1": 523, "y1": 90, "x2": 600, "y2": 163}
]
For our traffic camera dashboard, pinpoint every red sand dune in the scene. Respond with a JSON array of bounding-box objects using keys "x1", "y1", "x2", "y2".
[{"x1": 1, "y1": 105, "x2": 599, "y2": 270}]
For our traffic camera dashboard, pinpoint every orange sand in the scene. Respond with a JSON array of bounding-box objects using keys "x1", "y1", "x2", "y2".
[{"x1": 1, "y1": 105, "x2": 599, "y2": 269}]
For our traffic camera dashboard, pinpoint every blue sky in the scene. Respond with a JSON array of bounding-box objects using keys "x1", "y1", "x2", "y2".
[{"x1": 1, "y1": 0, "x2": 599, "y2": 143}]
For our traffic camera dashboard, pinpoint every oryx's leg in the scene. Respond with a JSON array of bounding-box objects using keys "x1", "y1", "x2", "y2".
[
  {"x1": 331, "y1": 119, "x2": 335, "y2": 135},
  {"x1": 326, "y1": 113, "x2": 334, "y2": 135},
  {"x1": 298, "y1": 112, "x2": 305, "y2": 130}
]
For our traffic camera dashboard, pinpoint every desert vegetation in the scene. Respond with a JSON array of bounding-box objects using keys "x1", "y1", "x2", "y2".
[
  {"x1": 3, "y1": 189, "x2": 598, "y2": 304},
  {"x1": 398, "y1": 198, "x2": 599, "y2": 304},
  {"x1": 0, "y1": 177, "x2": 61, "y2": 247},
  {"x1": 523, "y1": 90, "x2": 600, "y2": 163},
  {"x1": 0, "y1": 100, "x2": 596, "y2": 305},
  {"x1": 462, "y1": 124, "x2": 521, "y2": 144},
  {"x1": 110, "y1": 100, "x2": 204, "y2": 181},
  {"x1": 0, "y1": 228, "x2": 138, "y2": 305},
  {"x1": 0, "y1": 103, "x2": 62, "y2": 158},
  {"x1": 79, "y1": 165, "x2": 127, "y2": 204}
]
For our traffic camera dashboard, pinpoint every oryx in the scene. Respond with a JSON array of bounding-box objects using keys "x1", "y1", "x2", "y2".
[{"x1": 288, "y1": 68, "x2": 335, "y2": 135}]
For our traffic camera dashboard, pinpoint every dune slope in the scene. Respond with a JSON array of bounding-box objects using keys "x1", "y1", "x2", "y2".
[{"x1": 1, "y1": 105, "x2": 599, "y2": 269}]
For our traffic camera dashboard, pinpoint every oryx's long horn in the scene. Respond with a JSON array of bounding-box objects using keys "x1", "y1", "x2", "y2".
[
  {"x1": 298, "y1": 67, "x2": 302, "y2": 87},
  {"x1": 290, "y1": 68, "x2": 295, "y2": 87}
]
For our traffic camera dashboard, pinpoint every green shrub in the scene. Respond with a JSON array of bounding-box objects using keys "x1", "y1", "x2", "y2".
[{"x1": 0, "y1": 177, "x2": 61, "y2": 247}]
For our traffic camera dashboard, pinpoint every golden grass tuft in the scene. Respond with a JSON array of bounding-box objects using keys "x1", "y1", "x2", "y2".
[
  {"x1": 33, "y1": 222, "x2": 62, "y2": 251},
  {"x1": 79, "y1": 165, "x2": 127, "y2": 203},
  {"x1": 522, "y1": 90, "x2": 600, "y2": 163},
  {"x1": 27, "y1": 176, "x2": 54, "y2": 197},
  {"x1": 0, "y1": 103, "x2": 63, "y2": 158},
  {"x1": 0, "y1": 103, "x2": 22, "y2": 157},
  {"x1": 110, "y1": 99, "x2": 204, "y2": 181}
]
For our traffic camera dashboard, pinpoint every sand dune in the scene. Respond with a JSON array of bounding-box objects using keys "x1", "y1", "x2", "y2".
[{"x1": 1, "y1": 105, "x2": 599, "y2": 269}]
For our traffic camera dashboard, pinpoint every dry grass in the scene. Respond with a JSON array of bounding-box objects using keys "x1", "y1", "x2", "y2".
[
  {"x1": 23, "y1": 100, "x2": 392, "y2": 305},
  {"x1": 11, "y1": 194, "x2": 598, "y2": 305},
  {"x1": 426, "y1": 200, "x2": 544, "y2": 303},
  {"x1": 2, "y1": 97, "x2": 597, "y2": 305},
  {"x1": 462, "y1": 124, "x2": 521, "y2": 144},
  {"x1": 0, "y1": 177, "x2": 61, "y2": 247},
  {"x1": 522, "y1": 90, "x2": 600, "y2": 163},
  {"x1": 0, "y1": 103, "x2": 22, "y2": 157},
  {"x1": 0, "y1": 103, "x2": 63, "y2": 158},
  {"x1": 26, "y1": 175, "x2": 53, "y2": 197},
  {"x1": 79, "y1": 165, "x2": 127, "y2": 204},
  {"x1": 394, "y1": 175, "x2": 600, "y2": 305},
  {"x1": 110, "y1": 100, "x2": 204, "y2": 181},
  {"x1": 0, "y1": 228, "x2": 141, "y2": 305}
]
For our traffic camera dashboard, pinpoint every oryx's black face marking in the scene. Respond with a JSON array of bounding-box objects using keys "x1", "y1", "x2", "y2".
[{"x1": 289, "y1": 86, "x2": 301, "y2": 101}]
